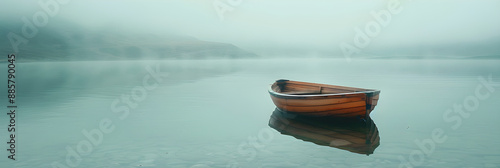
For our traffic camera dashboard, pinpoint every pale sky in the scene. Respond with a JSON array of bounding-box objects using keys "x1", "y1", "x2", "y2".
[{"x1": 3, "y1": 0, "x2": 500, "y2": 56}]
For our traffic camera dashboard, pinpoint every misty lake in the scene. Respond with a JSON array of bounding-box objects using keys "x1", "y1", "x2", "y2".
[{"x1": 1, "y1": 58, "x2": 500, "y2": 167}]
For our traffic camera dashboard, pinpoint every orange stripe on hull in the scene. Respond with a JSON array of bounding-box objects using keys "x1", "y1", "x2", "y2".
[
  {"x1": 281, "y1": 101, "x2": 366, "y2": 113},
  {"x1": 281, "y1": 107, "x2": 368, "y2": 118}
]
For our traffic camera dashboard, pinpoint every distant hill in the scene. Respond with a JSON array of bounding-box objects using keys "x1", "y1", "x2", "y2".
[{"x1": 0, "y1": 19, "x2": 258, "y2": 62}]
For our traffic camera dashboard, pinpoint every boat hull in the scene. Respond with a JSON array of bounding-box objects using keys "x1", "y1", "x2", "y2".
[{"x1": 269, "y1": 80, "x2": 380, "y2": 118}]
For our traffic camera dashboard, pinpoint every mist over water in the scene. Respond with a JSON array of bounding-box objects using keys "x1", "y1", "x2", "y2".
[
  {"x1": 2, "y1": 0, "x2": 500, "y2": 59},
  {"x1": 0, "y1": 59, "x2": 498, "y2": 167}
]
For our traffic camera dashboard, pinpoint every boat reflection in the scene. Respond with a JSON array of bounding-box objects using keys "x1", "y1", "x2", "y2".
[{"x1": 269, "y1": 108, "x2": 380, "y2": 155}]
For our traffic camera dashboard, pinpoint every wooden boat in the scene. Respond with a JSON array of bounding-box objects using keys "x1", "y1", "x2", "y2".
[
  {"x1": 269, "y1": 109, "x2": 380, "y2": 155},
  {"x1": 269, "y1": 80, "x2": 380, "y2": 118}
]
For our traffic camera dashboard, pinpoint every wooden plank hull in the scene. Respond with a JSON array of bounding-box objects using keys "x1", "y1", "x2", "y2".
[
  {"x1": 269, "y1": 109, "x2": 380, "y2": 155},
  {"x1": 269, "y1": 80, "x2": 380, "y2": 118}
]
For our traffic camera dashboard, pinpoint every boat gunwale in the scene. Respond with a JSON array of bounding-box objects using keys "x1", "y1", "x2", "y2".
[{"x1": 268, "y1": 80, "x2": 380, "y2": 99}]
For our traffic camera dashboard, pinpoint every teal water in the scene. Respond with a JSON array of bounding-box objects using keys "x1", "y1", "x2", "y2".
[{"x1": 1, "y1": 59, "x2": 500, "y2": 167}]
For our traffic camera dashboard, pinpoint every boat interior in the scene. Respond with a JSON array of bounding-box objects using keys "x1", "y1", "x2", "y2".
[{"x1": 272, "y1": 80, "x2": 373, "y2": 95}]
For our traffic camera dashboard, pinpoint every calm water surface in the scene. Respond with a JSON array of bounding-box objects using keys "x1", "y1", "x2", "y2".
[{"x1": 1, "y1": 59, "x2": 500, "y2": 167}]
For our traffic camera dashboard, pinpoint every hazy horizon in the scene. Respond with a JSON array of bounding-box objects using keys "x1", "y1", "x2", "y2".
[{"x1": 2, "y1": 0, "x2": 500, "y2": 58}]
